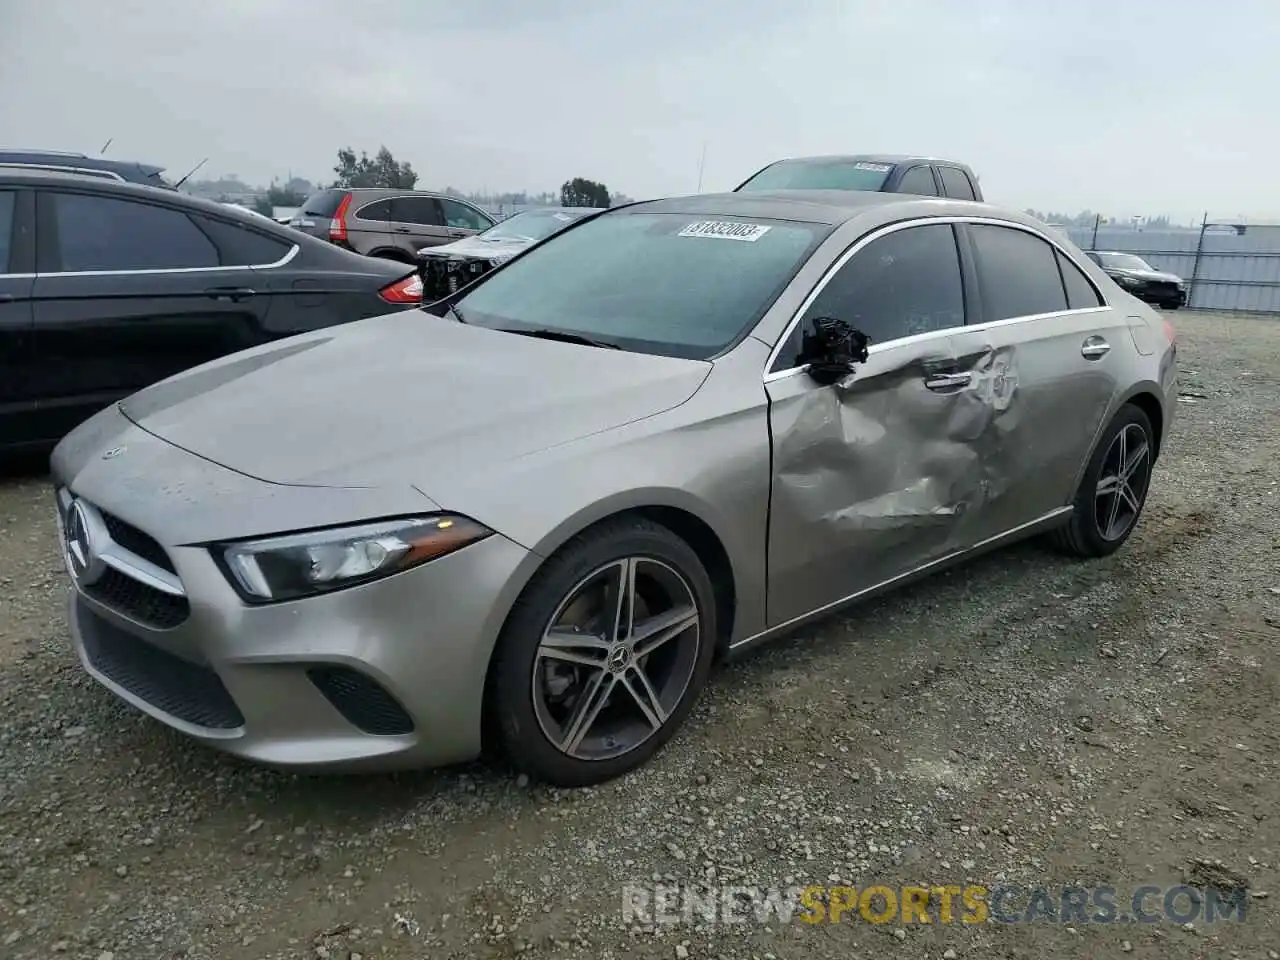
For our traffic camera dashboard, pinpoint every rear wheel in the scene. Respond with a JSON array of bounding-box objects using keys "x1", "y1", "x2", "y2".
[
  {"x1": 489, "y1": 518, "x2": 716, "y2": 787},
  {"x1": 1049, "y1": 403, "x2": 1155, "y2": 557}
]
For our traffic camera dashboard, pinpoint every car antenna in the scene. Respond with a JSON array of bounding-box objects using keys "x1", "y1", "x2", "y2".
[
  {"x1": 99, "y1": 137, "x2": 113, "y2": 155},
  {"x1": 173, "y1": 157, "x2": 209, "y2": 190}
]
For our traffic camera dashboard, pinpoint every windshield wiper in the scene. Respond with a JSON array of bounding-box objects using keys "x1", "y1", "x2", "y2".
[{"x1": 500, "y1": 328, "x2": 620, "y2": 349}]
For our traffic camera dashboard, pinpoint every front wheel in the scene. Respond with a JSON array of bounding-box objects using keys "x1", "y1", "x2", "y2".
[
  {"x1": 1049, "y1": 403, "x2": 1156, "y2": 558},
  {"x1": 489, "y1": 517, "x2": 717, "y2": 787}
]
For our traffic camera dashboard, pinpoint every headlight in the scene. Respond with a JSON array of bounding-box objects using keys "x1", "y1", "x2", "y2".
[
  {"x1": 1117, "y1": 275, "x2": 1142, "y2": 287},
  {"x1": 219, "y1": 515, "x2": 492, "y2": 602}
]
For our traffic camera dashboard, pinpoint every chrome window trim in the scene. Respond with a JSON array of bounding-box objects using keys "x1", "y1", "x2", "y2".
[
  {"x1": 0, "y1": 162, "x2": 126, "y2": 182},
  {"x1": 761, "y1": 215, "x2": 1113, "y2": 382},
  {"x1": 32, "y1": 242, "x2": 299, "y2": 278}
]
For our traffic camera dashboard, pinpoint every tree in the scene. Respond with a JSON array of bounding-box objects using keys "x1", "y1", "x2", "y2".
[
  {"x1": 333, "y1": 145, "x2": 418, "y2": 189},
  {"x1": 560, "y1": 177, "x2": 610, "y2": 208}
]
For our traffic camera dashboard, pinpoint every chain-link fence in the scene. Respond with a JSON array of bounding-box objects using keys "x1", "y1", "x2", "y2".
[{"x1": 1061, "y1": 218, "x2": 1280, "y2": 314}]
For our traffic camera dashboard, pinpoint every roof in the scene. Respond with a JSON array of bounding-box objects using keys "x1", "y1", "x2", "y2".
[
  {"x1": 621, "y1": 189, "x2": 970, "y2": 225},
  {"x1": 0, "y1": 150, "x2": 166, "y2": 177},
  {"x1": 0, "y1": 168, "x2": 298, "y2": 228},
  {"x1": 763, "y1": 153, "x2": 974, "y2": 170}
]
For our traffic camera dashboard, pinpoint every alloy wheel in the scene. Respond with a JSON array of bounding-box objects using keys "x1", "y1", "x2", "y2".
[
  {"x1": 531, "y1": 557, "x2": 701, "y2": 762},
  {"x1": 1094, "y1": 422, "x2": 1152, "y2": 541}
]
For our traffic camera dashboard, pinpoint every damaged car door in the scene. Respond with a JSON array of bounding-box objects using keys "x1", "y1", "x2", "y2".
[
  {"x1": 944, "y1": 222, "x2": 1124, "y2": 547},
  {"x1": 763, "y1": 222, "x2": 974, "y2": 627}
]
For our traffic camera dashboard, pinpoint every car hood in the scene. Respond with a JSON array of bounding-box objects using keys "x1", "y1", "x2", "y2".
[
  {"x1": 418, "y1": 236, "x2": 529, "y2": 261},
  {"x1": 1112, "y1": 268, "x2": 1183, "y2": 284},
  {"x1": 118, "y1": 313, "x2": 711, "y2": 490}
]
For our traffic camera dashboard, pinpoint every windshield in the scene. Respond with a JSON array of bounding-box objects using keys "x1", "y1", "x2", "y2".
[
  {"x1": 1099, "y1": 253, "x2": 1155, "y2": 272},
  {"x1": 453, "y1": 212, "x2": 829, "y2": 359},
  {"x1": 482, "y1": 209, "x2": 591, "y2": 242},
  {"x1": 737, "y1": 159, "x2": 892, "y2": 193}
]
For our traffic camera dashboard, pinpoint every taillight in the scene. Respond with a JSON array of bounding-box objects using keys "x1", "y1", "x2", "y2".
[
  {"x1": 379, "y1": 273, "x2": 423, "y2": 304},
  {"x1": 329, "y1": 192, "x2": 353, "y2": 243},
  {"x1": 1162, "y1": 317, "x2": 1177, "y2": 343}
]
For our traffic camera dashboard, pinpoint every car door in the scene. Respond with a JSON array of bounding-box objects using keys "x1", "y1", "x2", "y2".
[
  {"x1": 29, "y1": 189, "x2": 274, "y2": 441},
  {"x1": 763, "y1": 221, "x2": 971, "y2": 627},
  {"x1": 943, "y1": 221, "x2": 1123, "y2": 548},
  {"x1": 388, "y1": 195, "x2": 450, "y2": 254},
  {"x1": 0, "y1": 188, "x2": 40, "y2": 448}
]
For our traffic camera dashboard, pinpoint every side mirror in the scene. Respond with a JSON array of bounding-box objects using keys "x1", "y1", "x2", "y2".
[{"x1": 799, "y1": 317, "x2": 870, "y2": 385}]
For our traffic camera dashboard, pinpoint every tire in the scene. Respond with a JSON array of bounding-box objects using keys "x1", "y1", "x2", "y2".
[
  {"x1": 1049, "y1": 403, "x2": 1156, "y2": 558},
  {"x1": 489, "y1": 517, "x2": 717, "y2": 787},
  {"x1": 1163, "y1": 301, "x2": 1181, "y2": 311}
]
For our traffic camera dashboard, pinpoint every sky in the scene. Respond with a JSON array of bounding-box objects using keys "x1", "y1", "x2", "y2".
[{"x1": 2, "y1": 0, "x2": 1277, "y2": 222}]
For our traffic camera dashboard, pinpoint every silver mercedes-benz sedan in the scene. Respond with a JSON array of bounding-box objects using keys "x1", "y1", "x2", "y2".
[{"x1": 51, "y1": 190, "x2": 1177, "y2": 787}]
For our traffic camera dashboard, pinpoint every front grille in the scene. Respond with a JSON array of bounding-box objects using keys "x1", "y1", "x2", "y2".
[
  {"x1": 307, "y1": 666, "x2": 415, "y2": 736},
  {"x1": 82, "y1": 567, "x2": 190, "y2": 629},
  {"x1": 101, "y1": 511, "x2": 175, "y2": 573},
  {"x1": 78, "y1": 603, "x2": 244, "y2": 730}
]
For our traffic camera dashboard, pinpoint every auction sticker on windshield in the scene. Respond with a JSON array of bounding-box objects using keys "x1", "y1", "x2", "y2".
[
  {"x1": 854, "y1": 162, "x2": 893, "y2": 172},
  {"x1": 678, "y1": 221, "x2": 773, "y2": 242}
]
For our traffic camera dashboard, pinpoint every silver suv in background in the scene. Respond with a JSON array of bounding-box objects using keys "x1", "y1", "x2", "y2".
[{"x1": 289, "y1": 187, "x2": 496, "y2": 263}]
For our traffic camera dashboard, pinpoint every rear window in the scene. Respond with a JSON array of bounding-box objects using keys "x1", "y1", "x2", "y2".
[
  {"x1": 737, "y1": 160, "x2": 892, "y2": 193},
  {"x1": 455, "y1": 212, "x2": 829, "y2": 360},
  {"x1": 301, "y1": 189, "x2": 349, "y2": 218}
]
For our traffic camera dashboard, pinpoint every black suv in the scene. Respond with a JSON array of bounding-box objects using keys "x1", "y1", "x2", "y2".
[
  {"x1": 0, "y1": 149, "x2": 173, "y2": 189},
  {"x1": 0, "y1": 170, "x2": 423, "y2": 453},
  {"x1": 735, "y1": 154, "x2": 983, "y2": 201}
]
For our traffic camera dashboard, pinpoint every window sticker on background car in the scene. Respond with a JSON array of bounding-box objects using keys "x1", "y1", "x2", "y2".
[
  {"x1": 854, "y1": 162, "x2": 893, "y2": 172},
  {"x1": 677, "y1": 221, "x2": 773, "y2": 242}
]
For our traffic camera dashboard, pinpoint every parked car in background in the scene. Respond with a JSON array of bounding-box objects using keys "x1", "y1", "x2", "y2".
[
  {"x1": 1085, "y1": 251, "x2": 1187, "y2": 309},
  {"x1": 50, "y1": 190, "x2": 1175, "y2": 787},
  {"x1": 735, "y1": 154, "x2": 983, "y2": 201},
  {"x1": 0, "y1": 170, "x2": 423, "y2": 453},
  {"x1": 0, "y1": 149, "x2": 173, "y2": 188},
  {"x1": 417, "y1": 205, "x2": 605, "y2": 300},
  {"x1": 289, "y1": 187, "x2": 496, "y2": 263}
]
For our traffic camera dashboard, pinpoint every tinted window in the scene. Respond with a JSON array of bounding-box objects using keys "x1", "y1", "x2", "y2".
[
  {"x1": 440, "y1": 199, "x2": 492, "y2": 230},
  {"x1": 1057, "y1": 250, "x2": 1104, "y2": 309},
  {"x1": 484, "y1": 209, "x2": 591, "y2": 241},
  {"x1": 301, "y1": 189, "x2": 348, "y2": 217},
  {"x1": 354, "y1": 198, "x2": 393, "y2": 222},
  {"x1": 969, "y1": 224, "x2": 1068, "y2": 321},
  {"x1": 0, "y1": 191, "x2": 14, "y2": 271},
  {"x1": 392, "y1": 196, "x2": 444, "y2": 226},
  {"x1": 194, "y1": 215, "x2": 293, "y2": 266},
  {"x1": 455, "y1": 212, "x2": 828, "y2": 360},
  {"x1": 897, "y1": 166, "x2": 939, "y2": 196},
  {"x1": 737, "y1": 160, "x2": 892, "y2": 193},
  {"x1": 938, "y1": 167, "x2": 976, "y2": 201},
  {"x1": 52, "y1": 193, "x2": 219, "y2": 271},
  {"x1": 780, "y1": 223, "x2": 964, "y2": 366}
]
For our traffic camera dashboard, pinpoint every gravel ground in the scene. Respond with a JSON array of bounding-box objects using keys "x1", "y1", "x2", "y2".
[{"x1": 2, "y1": 309, "x2": 1278, "y2": 960}]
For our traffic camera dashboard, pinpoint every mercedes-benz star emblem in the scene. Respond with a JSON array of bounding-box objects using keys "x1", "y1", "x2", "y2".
[{"x1": 64, "y1": 500, "x2": 107, "y2": 586}]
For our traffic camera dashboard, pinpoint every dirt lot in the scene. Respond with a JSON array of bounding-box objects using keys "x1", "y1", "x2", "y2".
[{"x1": 1, "y1": 309, "x2": 1278, "y2": 959}]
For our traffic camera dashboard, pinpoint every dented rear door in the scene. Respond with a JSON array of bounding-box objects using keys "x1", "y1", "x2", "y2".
[
  {"x1": 944, "y1": 308, "x2": 1125, "y2": 547},
  {"x1": 764, "y1": 332, "x2": 973, "y2": 627}
]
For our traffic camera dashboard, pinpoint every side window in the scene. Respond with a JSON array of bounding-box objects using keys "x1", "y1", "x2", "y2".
[
  {"x1": 897, "y1": 165, "x2": 939, "y2": 197},
  {"x1": 938, "y1": 167, "x2": 976, "y2": 201},
  {"x1": 193, "y1": 216, "x2": 293, "y2": 266},
  {"x1": 439, "y1": 198, "x2": 492, "y2": 230},
  {"x1": 354, "y1": 199, "x2": 393, "y2": 222},
  {"x1": 776, "y1": 223, "x2": 965, "y2": 369},
  {"x1": 1057, "y1": 250, "x2": 1104, "y2": 309},
  {"x1": 0, "y1": 191, "x2": 14, "y2": 271},
  {"x1": 391, "y1": 196, "x2": 443, "y2": 226},
  {"x1": 51, "y1": 193, "x2": 219, "y2": 271},
  {"x1": 968, "y1": 224, "x2": 1068, "y2": 321}
]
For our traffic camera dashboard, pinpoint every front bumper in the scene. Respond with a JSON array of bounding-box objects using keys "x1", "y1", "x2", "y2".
[
  {"x1": 53, "y1": 413, "x2": 534, "y2": 772},
  {"x1": 1127, "y1": 281, "x2": 1186, "y2": 307},
  {"x1": 419, "y1": 254, "x2": 498, "y2": 302}
]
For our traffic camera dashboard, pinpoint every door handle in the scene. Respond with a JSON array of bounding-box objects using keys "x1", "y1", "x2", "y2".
[
  {"x1": 393, "y1": 226, "x2": 412, "y2": 233},
  {"x1": 924, "y1": 372, "x2": 972, "y2": 391},
  {"x1": 205, "y1": 287, "x2": 256, "y2": 302},
  {"x1": 1081, "y1": 336, "x2": 1111, "y2": 359},
  {"x1": 448, "y1": 230, "x2": 467, "y2": 238}
]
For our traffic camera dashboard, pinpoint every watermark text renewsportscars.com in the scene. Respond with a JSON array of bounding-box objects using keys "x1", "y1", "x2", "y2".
[{"x1": 621, "y1": 882, "x2": 1250, "y2": 926}]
